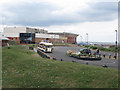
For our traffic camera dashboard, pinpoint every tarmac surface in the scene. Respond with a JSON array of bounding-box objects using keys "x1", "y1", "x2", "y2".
[{"x1": 46, "y1": 47, "x2": 118, "y2": 69}]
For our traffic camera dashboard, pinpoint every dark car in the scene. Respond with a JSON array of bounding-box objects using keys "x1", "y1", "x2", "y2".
[
  {"x1": 77, "y1": 42, "x2": 87, "y2": 46},
  {"x1": 80, "y1": 48, "x2": 91, "y2": 54}
]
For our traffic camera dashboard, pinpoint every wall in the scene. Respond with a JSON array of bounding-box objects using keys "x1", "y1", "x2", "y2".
[
  {"x1": 35, "y1": 38, "x2": 56, "y2": 44},
  {"x1": 8, "y1": 37, "x2": 20, "y2": 44},
  {"x1": 26, "y1": 28, "x2": 48, "y2": 34},
  {"x1": 48, "y1": 32, "x2": 78, "y2": 44},
  {"x1": 67, "y1": 37, "x2": 76, "y2": 43},
  {"x1": 4, "y1": 27, "x2": 26, "y2": 33},
  {"x1": 36, "y1": 33, "x2": 59, "y2": 39}
]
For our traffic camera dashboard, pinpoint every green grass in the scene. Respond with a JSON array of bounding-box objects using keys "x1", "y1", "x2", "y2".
[
  {"x1": 2, "y1": 46, "x2": 118, "y2": 88},
  {"x1": 84, "y1": 45, "x2": 118, "y2": 52},
  {"x1": 26, "y1": 44, "x2": 38, "y2": 48}
]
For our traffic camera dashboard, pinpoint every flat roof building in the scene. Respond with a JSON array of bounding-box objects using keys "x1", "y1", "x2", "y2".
[
  {"x1": 3, "y1": 26, "x2": 59, "y2": 44},
  {"x1": 49, "y1": 32, "x2": 79, "y2": 44},
  {"x1": 3, "y1": 26, "x2": 79, "y2": 44}
]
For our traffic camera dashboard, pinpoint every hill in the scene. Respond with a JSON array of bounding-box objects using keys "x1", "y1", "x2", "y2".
[{"x1": 2, "y1": 46, "x2": 118, "y2": 88}]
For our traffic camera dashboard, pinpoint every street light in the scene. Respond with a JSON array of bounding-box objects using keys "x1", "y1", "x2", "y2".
[
  {"x1": 115, "y1": 30, "x2": 118, "y2": 58},
  {"x1": 86, "y1": 33, "x2": 88, "y2": 45},
  {"x1": 80, "y1": 36, "x2": 83, "y2": 43}
]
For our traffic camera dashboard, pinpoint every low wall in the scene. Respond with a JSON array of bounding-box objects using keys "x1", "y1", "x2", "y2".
[{"x1": 37, "y1": 49, "x2": 51, "y2": 59}]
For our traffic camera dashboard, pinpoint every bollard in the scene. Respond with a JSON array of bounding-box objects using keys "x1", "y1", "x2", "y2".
[
  {"x1": 99, "y1": 54, "x2": 101, "y2": 57},
  {"x1": 114, "y1": 56, "x2": 116, "y2": 59},
  {"x1": 109, "y1": 55, "x2": 111, "y2": 59},
  {"x1": 72, "y1": 60, "x2": 76, "y2": 62},
  {"x1": 53, "y1": 57, "x2": 56, "y2": 60},
  {"x1": 103, "y1": 54, "x2": 105, "y2": 58},
  {"x1": 102, "y1": 65, "x2": 108, "y2": 68}
]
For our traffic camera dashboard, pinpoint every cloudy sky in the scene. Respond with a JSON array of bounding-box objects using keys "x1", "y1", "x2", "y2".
[{"x1": 0, "y1": 0, "x2": 119, "y2": 42}]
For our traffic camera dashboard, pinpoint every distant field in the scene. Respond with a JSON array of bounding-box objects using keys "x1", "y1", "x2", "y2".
[{"x1": 2, "y1": 46, "x2": 118, "y2": 88}]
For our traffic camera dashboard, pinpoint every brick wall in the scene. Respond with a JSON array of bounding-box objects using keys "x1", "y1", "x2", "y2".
[{"x1": 67, "y1": 37, "x2": 77, "y2": 43}]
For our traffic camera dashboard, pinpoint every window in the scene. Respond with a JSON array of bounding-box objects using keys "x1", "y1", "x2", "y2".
[{"x1": 20, "y1": 33, "x2": 35, "y2": 44}]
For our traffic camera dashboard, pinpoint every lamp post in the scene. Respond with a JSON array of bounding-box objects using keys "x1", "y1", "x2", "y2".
[
  {"x1": 86, "y1": 33, "x2": 88, "y2": 45},
  {"x1": 115, "y1": 30, "x2": 118, "y2": 57},
  {"x1": 80, "y1": 36, "x2": 83, "y2": 43}
]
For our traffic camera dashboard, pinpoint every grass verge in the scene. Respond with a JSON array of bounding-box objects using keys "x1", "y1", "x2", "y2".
[{"x1": 83, "y1": 45, "x2": 118, "y2": 52}]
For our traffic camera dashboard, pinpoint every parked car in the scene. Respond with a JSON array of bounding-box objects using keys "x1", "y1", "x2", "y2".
[
  {"x1": 77, "y1": 42, "x2": 87, "y2": 46},
  {"x1": 80, "y1": 48, "x2": 91, "y2": 54}
]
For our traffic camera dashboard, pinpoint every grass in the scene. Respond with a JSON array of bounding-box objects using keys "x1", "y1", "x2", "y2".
[
  {"x1": 2, "y1": 45, "x2": 118, "y2": 88},
  {"x1": 84, "y1": 45, "x2": 118, "y2": 52},
  {"x1": 26, "y1": 44, "x2": 38, "y2": 48}
]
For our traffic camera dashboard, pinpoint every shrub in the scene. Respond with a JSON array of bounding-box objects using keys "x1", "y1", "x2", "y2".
[
  {"x1": 8, "y1": 46, "x2": 11, "y2": 49},
  {"x1": 91, "y1": 46, "x2": 97, "y2": 49},
  {"x1": 29, "y1": 46, "x2": 33, "y2": 50},
  {"x1": 67, "y1": 50, "x2": 75, "y2": 56},
  {"x1": 84, "y1": 45, "x2": 91, "y2": 48}
]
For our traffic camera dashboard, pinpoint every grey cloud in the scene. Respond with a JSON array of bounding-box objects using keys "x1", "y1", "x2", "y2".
[
  {"x1": 79, "y1": 2, "x2": 118, "y2": 22},
  {"x1": 0, "y1": 1, "x2": 118, "y2": 26}
]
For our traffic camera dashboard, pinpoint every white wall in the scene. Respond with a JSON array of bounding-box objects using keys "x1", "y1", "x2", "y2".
[
  {"x1": 3, "y1": 27, "x2": 60, "y2": 39},
  {"x1": 3, "y1": 27, "x2": 26, "y2": 33},
  {"x1": 36, "y1": 34, "x2": 59, "y2": 39},
  {"x1": 3, "y1": 26, "x2": 26, "y2": 37},
  {"x1": 3, "y1": 33, "x2": 19, "y2": 37}
]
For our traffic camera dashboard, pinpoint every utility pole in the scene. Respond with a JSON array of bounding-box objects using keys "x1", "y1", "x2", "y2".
[
  {"x1": 115, "y1": 30, "x2": 118, "y2": 58},
  {"x1": 86, "y1": 33, "x2": 88, "y2": 45},
  {"x1": 80, "y1": 36, "x2": 83, "y2": 43}
]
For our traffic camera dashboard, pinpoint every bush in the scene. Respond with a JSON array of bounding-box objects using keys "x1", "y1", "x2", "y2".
[
  {"x1": 67, "y1": 50, "x2": 75, "y2": 56},
  {"x1": 29, "y1": 46, "x2": 33, "y2": 50},
  {"x1": 84, "y1": 45, "x2": 117, "y2": 52},
  {"x1": 84, "y1": 45, "x2": 91, "y2": 48},
  {"x1": 91, "y1": 46, "x2": 97, "y2": 49},
  {"x1": 8, "y1": 46, "x2": 11, "y2": 49},
  {"x1": 109, "y1": 45, "x2": 115, "y2": 48},
  {"x1": 98, "y1": 47, "x2": 105, "y2": 50},
  {"x1": 97, "y1": 47, "x2": 111, "y2": 52}
]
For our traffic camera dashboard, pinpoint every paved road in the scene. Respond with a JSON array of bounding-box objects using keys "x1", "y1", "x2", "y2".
[{"x1": 46, "y1": 47, "x2": 118, "y2": 69}]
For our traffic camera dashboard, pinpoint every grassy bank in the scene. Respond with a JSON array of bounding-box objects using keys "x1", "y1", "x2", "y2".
[
  {"x1": 2, "y1": 46, "x2": 118, "y2": 88},
  {"x1": 84, "y1": 45, "x2": 118, "y2": 52}
]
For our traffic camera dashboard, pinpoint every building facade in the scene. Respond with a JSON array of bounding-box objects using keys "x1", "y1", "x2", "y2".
[
  {"x1": 3, "y1": 27, "x2": 79, "y2": 44},
  {"x1": 49, "y1": 32, "x2": 79, "y2": 44},
  {"x1": 1, "y1": 36, "x2": 9, "y2": 47},
  {"x1": 3, "y1": 27, "x2": 59, "y2": 44}
]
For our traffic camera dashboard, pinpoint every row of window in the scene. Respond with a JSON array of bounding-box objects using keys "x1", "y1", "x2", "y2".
[{"x1": 20, "y1": 33, "x2": 35, "y2": 37}]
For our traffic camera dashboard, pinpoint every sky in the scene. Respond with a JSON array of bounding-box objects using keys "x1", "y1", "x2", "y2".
[{"x1": 0, "y1": 0, "x2": 119, "y2": 42}]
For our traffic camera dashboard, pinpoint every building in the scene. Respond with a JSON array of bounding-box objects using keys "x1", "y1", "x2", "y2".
[
  {"x1": 3, "y1": 26, "x2": 59, "y2": 44},
  {"x1": 1, "y1": 36, "x2": 9, "y2": 47},
  {"x1": 35, "y1": 33, "x2": 59, "y2": 44},
  {"x1": 4, "y1": 26, "x2": 48, "y2": 34},
  {"x1": 26, "y1": 27, "x2": 48, "y2": 34},
  {"x1": 49, "y1": 32, "x2": 79, "y2": 44},
  {"x1": 3, "y1": 26, "x2": 79, "y2": 44}
]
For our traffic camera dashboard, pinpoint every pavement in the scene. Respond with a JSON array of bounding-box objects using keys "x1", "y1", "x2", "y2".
[{"x1": 35, "y1": 46, "x2": 118, "y2": 69}]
